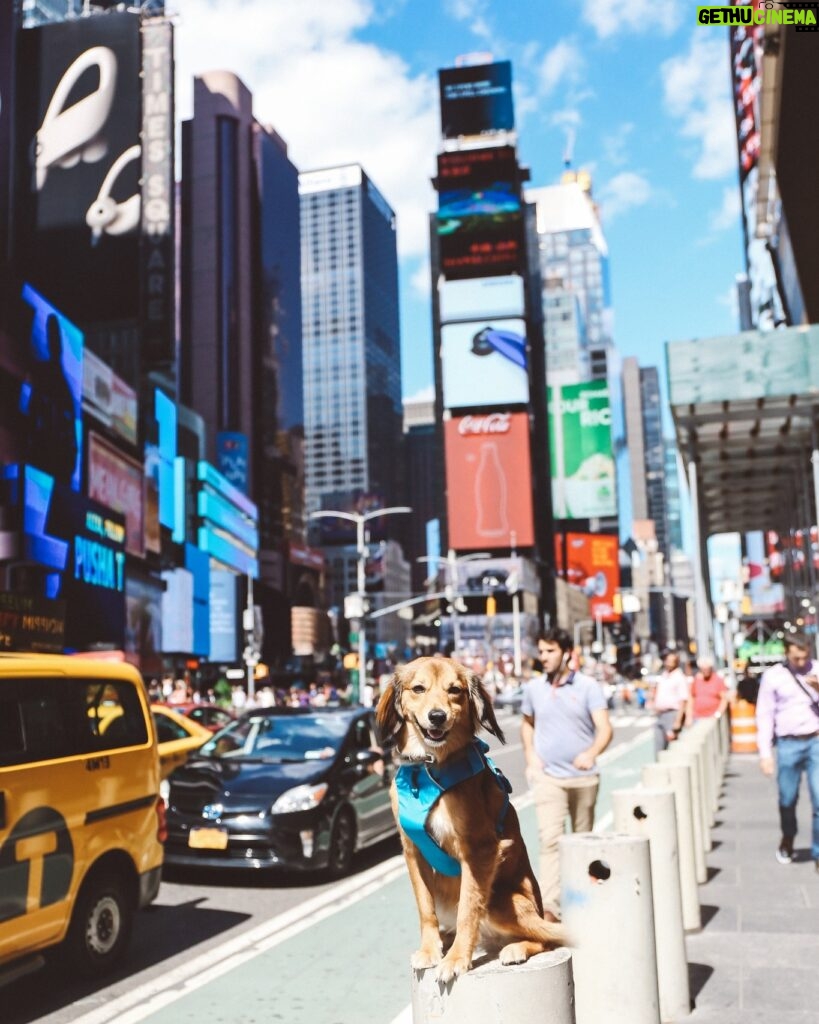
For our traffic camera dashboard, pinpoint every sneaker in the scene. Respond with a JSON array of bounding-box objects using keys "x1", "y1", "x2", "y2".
[{"x1": 776, "y1": 839, "x2": 794, "y2": 864}]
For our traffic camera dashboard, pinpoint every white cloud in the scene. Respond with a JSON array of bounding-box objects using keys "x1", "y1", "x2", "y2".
[
  {"x1": 661, "y1": 34, "x2": 737, "y2": 180},
  {"x1": 716, "y1": 282, "x2": 739, "y2": 324},
  {"x1": 539, "y1": 40, "x2": 584, "y2": 95},
  {"x1": 581, "y1": 0, "x2": 683, "y2": 38},
  {"x1": 597, "y1": 171, "x2": 654, "y2": 221},
  {"x1": 175, "y1": 0, "x2": 439, "y2": 258},
  {"x1": 709, "y1": 186, "x2": 742, "y2": 233}
]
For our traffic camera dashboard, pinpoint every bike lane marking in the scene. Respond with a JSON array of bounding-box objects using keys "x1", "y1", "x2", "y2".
[{"x1": 68, "y1": 730, "x2": 653, "y2": 1024}]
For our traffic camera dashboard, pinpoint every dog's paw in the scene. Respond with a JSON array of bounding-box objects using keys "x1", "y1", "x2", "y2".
[
  {"x1": 499, "y1": 941, "x2": 529, "y2": 965},
  {"x1": 411, "y1": 944, "x2": 443, "y2": 970},
  {"x1": 435, "y1": 951, "x2": 472, "y2": 983}
]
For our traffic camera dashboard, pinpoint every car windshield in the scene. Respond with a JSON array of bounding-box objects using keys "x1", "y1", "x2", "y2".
[{"x1": 199, "y1": 713, "x2": 349, "y2": 763}]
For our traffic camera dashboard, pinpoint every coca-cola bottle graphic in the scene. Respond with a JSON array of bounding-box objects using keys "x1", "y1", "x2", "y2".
[{"x1": 475, "y1": 441, "x2": 509, "y2": 537}]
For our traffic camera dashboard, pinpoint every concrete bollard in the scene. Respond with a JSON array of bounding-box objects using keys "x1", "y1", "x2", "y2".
[
  {"x1": 642, "y1": 762, "x2": 701, "y2": 932},
  {"x1": 411, "y1": 949, "x2": 575, "y2": 1024},
  {"x1": 659, "y1": 748, "x2": 708, "y2": 882},
  {"x1": 613, "y1": 788, "x2": 691, "y2": 1022},
  {"x1": 560, "y1": 833, "x2": 660, "y2": 1024},
  {"x1": 673, "y1": 734, "x2": 713, "y2": 849},
  {"x1": 679, "y1": 729, "x2": 712, "y2": 831},
  {"x1": 690, "y1": 719, "x2": 722, "y2": 815}
]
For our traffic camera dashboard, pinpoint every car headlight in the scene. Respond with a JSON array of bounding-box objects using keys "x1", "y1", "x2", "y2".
[{"x1": 271, "y1": 782, "x2": 328, "y2": 814}]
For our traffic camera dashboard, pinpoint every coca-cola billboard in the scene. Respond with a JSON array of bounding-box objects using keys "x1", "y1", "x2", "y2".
[{"x1": 445, "y1": 412, "x2": 534, "y2": 550}]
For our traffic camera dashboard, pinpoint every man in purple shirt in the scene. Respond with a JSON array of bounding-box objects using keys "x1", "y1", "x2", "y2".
[{"x1": 756, "y1": 633, "x2": 819, "y2": 869}]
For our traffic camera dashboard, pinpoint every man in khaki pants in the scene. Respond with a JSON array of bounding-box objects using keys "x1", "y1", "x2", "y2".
[{"x1": 521, "y1": 628, "x2": 613, "y2": 919}]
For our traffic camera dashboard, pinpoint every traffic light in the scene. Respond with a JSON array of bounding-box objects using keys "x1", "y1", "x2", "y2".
[{"x1": 486, "y1": 595, "x2": 496, "y2": 617}]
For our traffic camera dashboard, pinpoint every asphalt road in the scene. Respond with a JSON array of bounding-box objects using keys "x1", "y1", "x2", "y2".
[{"x1": 5, "y1": 706, "x2": 654, "y2": 1024}]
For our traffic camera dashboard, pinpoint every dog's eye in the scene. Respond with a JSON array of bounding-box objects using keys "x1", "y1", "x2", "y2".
[
  {"x1": 448, "y1": 686, "x2": 463, "y2": 695},
  {"x1": 411, "y1": 685, "x2": 426, "y2": 694}
]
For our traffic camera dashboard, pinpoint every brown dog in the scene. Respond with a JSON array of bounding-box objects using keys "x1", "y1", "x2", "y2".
[{"x1": 376, "y1": 656, "x2": 564, "y2": 983}]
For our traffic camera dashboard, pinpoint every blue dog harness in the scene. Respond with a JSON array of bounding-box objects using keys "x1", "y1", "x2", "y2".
[{"x1": 395, "y1": 738, "x2": 512, "y2": 876}]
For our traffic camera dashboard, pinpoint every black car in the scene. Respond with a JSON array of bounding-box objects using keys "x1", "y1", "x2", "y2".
[{"x1": 163, "y1": 706, "x2": 395, "y2": 877}]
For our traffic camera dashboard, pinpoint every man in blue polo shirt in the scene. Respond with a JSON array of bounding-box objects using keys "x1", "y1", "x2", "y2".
[{"x1": 521, "y1": 627, "x2": 613, "y2": 918}]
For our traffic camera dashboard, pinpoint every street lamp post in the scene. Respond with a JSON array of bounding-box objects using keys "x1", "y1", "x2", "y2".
[
  {"x1": 310, "y1": 506, "x2": 411, "y2": 703},
  {"x1": 417, "y1": 549, "x2": 490, "y2": 660}
]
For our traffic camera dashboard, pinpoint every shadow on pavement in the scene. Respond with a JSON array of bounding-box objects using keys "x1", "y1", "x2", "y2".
[
  {"x1": 688, "y1": 962, "x2": 715, "y2": 1004},
  {"x1": 4, "y1": 900, "x2": 251, "y2": 1024}
]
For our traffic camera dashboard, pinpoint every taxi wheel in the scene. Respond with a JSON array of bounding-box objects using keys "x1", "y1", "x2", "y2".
[
  {"x1": 327, "y1": 808, "x2": 356, "y2": 879},
  {"x1": 64, "y1": 870, "x2": 134, "y2": 977}
]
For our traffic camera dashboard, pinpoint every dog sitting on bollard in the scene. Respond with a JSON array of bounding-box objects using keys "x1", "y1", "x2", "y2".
[{"x1": 376, "y1": 656, "x2": 565, "y2": 983}]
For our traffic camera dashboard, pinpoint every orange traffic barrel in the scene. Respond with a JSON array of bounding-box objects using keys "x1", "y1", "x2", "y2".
[{"x1": 730, "y1": 698, "x2": 758, "y2": 754}]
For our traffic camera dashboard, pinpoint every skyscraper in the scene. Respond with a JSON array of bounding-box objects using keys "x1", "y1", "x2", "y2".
[
  {"x1": 529, "y1": 171, "x2": 613, "y2": 385},
  {"x1": 180, "y1": 71, "x2": 308, "y2": 660},
  {"x1": 299, "y1": 166, "x2": 403, "y2": 520}
]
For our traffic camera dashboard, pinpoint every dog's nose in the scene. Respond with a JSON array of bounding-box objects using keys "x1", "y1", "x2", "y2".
[{"x1": 428, "y1": 708, "x2": 447, "y2": 727}]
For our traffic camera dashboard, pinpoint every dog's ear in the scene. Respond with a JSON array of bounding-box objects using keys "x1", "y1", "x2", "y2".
[
  {"x1": 375, "y1": 667, "x2": 406, "y2": 742},
  {"x1": 466, "y1": 671, "x2": 506, "y2": 744}
]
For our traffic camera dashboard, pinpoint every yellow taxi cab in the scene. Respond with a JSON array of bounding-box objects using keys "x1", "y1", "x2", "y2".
[
  {"x1": 0, "y1": 653, "x2": 165, "y2": 987},
  {"x1": 150, "y1": 704, "x2": 211, "y2": 779}
]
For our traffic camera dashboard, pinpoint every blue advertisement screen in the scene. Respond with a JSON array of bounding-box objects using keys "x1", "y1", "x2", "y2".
[{"x1": 17, "y1": 283, "x2": 84, "y2": 491}]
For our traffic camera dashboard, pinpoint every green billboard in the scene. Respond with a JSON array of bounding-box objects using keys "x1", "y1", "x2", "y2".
[{"x1": 548, "y1": 380, "x2": 616, "y2": 520}]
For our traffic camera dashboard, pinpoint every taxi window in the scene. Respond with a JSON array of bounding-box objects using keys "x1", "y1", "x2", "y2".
[
  {"x1": 152, "y1": 713, "x2": 189, "y2": 743},
  {"x1": 0, "y1": 677, "x2": 148, "y2": 767}
]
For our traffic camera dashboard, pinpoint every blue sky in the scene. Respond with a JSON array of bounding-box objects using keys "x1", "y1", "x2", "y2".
[{"x1": 176, "y1": 0, "x2": 745, "y2": 405}]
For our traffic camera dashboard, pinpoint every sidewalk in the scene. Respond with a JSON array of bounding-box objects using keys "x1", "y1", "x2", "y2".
[{"x1": 685, "y1": 752, "x2": 819, "y2": 1023}]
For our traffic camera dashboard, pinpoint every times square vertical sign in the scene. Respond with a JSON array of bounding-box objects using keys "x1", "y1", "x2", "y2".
[{"x1": 140, "y1": 18, "x2": 175, "y2": 369}]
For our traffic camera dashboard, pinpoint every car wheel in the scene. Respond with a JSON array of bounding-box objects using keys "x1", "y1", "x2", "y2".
[
  {"x1": 63, "y1": 869, "x2": 134, "y2": 977},
  {"x1": 327, "y1": 808, "x2": 356, "y2": 879}
]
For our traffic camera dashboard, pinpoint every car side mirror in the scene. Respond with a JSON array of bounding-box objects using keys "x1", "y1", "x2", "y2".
[{"x1": 345, "y1": 748, "x2": 383, "y2": 774}]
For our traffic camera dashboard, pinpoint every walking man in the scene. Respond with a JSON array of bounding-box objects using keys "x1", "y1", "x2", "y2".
[
  {"x1": 521, "y1": 627, "x2": 613, "y2": 918},
  {"x1": 649, "y1": 649, "x2": 691, "y2": 753},
  {"x1": 756, "y1": 633, "x2": 819, "y2": 869},
  {"x1": 687, "y1": 656, "x2": 729, "y2": 722}
]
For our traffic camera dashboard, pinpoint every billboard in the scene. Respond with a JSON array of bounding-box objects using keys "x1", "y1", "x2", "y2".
[
  {"x1": 124, "y1": 574, "x2": 162, "y2": 675},
  {"x1": 453, "y1": 556, "x2": 540, "y2": 597},
  {"x1": 558, "y1": 532, "x2": 620, "y2": 623},
  {"x1": 438, "y1": 182, "x2": 520, "y2": 222},
  {"x1": 87, "y1": 432, "x2": 144, "y2": 557},
  {"x1": 439, "y1": 274, "x2": 525, "y2": 323},
  {"x1": 82, "y1": 348, "x2": 138, "y2": 445},
  {"x1": 140, "y1": 17, "x2": 175, "y2": 366},
  {"x1": 17, "y1": 284, "x2": 84, "y2": 491},
  {"x1": 548, "y1": 381, "x2": 616, "y2": 520},
  {"x1": 0, "y1": 591, "x2": 65, "y2": 654},
  {"x1": 439, "y1": 209, "x2": 524, "y2": 280},
  {"x1": 216, "y1": 431, "x2": 249, "y2": 493},
  {"x1": 441, "y1": 318, "x2": 528, "y2": 409},
  {"x1": 439, "y1": 61, "x2": 514, "y2": 139},
  {"x1": 444, "y1": 412, "x2": 534, "y2": 550},
  {"x1": 209, "y1": 570, "x2": 238, "y2": 663},
  {"x1": 15, "y1": 13, "x2": 142, "y2": 322},
  {"x1": 2, "y1": 464, "x2": 126, "y2": 649},
  {"x1": 437, "y1": 146, "x2": 519, "y2": 190},
  {"x1": 730, "y1": 4, "x2": 761, "y2": 182}
]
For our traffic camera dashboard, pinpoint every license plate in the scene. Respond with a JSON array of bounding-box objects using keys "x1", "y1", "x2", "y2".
[{"x1": 188, "y1": 827, "x2": 229, "y2": 850}]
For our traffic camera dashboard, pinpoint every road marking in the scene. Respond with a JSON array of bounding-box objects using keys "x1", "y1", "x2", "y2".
[{"x1": 72, "y1": 733, "x2": 651, "y2": 1024}]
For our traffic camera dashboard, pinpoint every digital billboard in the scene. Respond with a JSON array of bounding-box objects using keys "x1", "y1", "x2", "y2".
[
  {"x1": 548, "y1": 381, "x2": 616, "y2": 520},
  {"x1": 444, "y1": 412, "x2": 534, "y2": 550},
  {"x1": 2, "y1": 464, "x2": 126, "y2": 649},
  {"x1": 0, "y1": 591, "x2": 65, "y2": 654},
  {"x1": 438, "y1": 183, "x2": 520, "y2": 222},
  {"x1": 87, "y1": 432, "x2": 144, "y2": 557},
  {"x1": 437, "y1": 146, "x2": 519, "y2": 190},
  {"x1": 441, "y1": 318, "x2": 528, "y2": 409},
  {"x1": 559, "y1": 532, "x2": 620, "y2": 623},
  {"x1": 15, "y1": 12, "x2": 142, "y2": 322},
  {"x1": 140, "y1": 17, "x2": 175, "y2": 366},
  {"x1": 439, "y1": 275, "x2": 524, "y2": 323},
  {"x1": 730, "y1": 4, "x2": 762, "y2": 182},
  {"x1": 17, "y1": 284, "x2": 84, "y2": 491},
  {"x1": 439, "y1": 61, "x2": 514, "y2": 139},
  {"x1": 124, "y1": 574, "x2": 162, "y2": 675},
  {"x1": 209, "y1": 569, "x2": 238, "y2": 664},
  {"x1": 83, "y1": 348, "x2": 138, "y2": 445},
  {"x1": 216, "y1": 431, "x2": 249, "y2": 493},
  {"x1": 439, "y1": 210, "x2": 524, "y2": 280}
]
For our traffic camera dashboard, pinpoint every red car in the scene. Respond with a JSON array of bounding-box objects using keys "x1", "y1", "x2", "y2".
[{"x1": 159, "y1": 702, "x2": 236, "y2": 733}]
